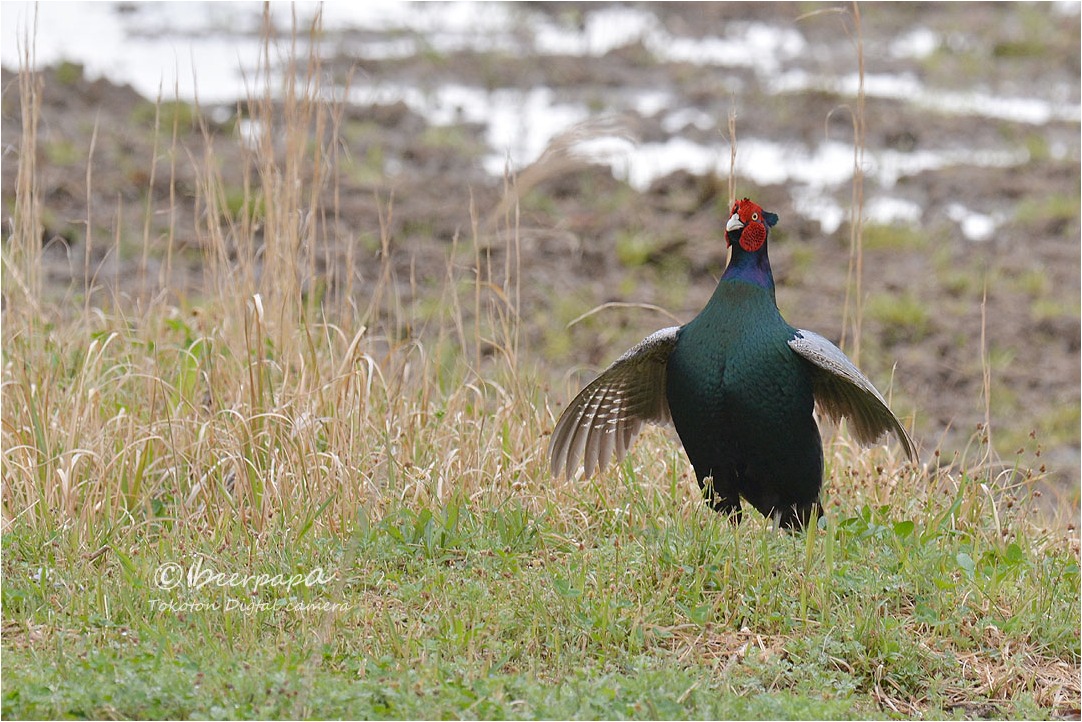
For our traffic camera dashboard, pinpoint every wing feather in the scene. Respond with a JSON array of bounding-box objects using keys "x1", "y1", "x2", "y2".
[
  {"x1": 788, "y1": 329, "x2": 917, "y2": 460},
  {"x1": 549, "y1": 327, "x2": 680, "y2": 478}
]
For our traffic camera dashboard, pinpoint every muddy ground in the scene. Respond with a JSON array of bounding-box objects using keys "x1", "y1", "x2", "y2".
[{"x1": 1, "y1": 2, "x2": 1079, "y2": 509}]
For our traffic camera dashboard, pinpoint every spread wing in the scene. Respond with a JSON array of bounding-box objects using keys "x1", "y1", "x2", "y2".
[
  {"x1": 788, "y1": 329, "x2": 917, "y2": 460},
  {"x1": 549, "y1": 327, "x2": 680, "y2": 479}
]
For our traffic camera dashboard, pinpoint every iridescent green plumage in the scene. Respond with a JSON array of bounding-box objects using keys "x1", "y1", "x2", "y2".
[{"x1": 549, "y1": 198, "x2": 915, "y2": 529}]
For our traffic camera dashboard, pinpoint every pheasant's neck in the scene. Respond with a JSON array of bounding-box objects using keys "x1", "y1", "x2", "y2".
[{"x1": 720, "y1": 245, "x2": 776, "y2": 298}]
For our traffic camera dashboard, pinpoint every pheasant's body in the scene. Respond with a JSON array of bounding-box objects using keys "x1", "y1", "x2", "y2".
[
  {"x1": 668, "y1": 279, "x2": 823, "y2": 526},
  {"x1": 549, "y1": 197, "x2": 916, "y2": 530}
]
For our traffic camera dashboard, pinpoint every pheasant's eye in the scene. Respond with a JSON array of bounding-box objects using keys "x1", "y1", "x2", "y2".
[{"x1": 751, "y1": 212, "x2": 759, "y2": 221}]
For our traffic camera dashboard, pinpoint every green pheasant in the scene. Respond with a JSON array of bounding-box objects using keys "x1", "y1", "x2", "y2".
[{"x1": 549, "y1": 197, "x2": 916, "y2": 529}]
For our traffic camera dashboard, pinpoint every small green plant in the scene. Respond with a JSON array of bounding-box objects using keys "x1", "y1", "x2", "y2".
[
  {"x1": 223, "y1": 186, "x2": 265, "y2": 224},
  {"x1": 865, "y1": 291, "x2": 932, "y2": 344},
  {"x1": 615, "y1": 229, "x2": 660, "y2": 268},
  {"x1": 862, "y1": 222, "x2": 927, "y2": 251},
  {"x1": 1031, "y1": 297, "x2": 1081, "y2": 323},
  {"x1": 420, "y1": 125, "x2": 482, "y2": 155},
  {"x1": 1013, "y1": 267, "x2": 1050, "y2": 297},
  {"x1": 43, "y1": 138, "x2": 80, "y2": 166},
  {"x1": 1023, "y1": 132, "x2": 1051, "y2": 162},
  {"x1": 1014, "y1": 193, "x2": 1081, "y2": 225},
  {"x1": 131, "y1": 99, "x2": 196, "y2": 131},
  {"x1": 54, "y1": 60, "x2": 84, "y2": 85}
]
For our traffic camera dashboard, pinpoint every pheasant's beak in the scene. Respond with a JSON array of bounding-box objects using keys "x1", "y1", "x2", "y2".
[{"x1": 726, "y1": 213, "x2": 744, "y2": 232}]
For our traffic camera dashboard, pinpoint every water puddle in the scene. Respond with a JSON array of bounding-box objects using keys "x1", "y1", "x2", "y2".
[{"x1": 3, "y1": 0, "x2": 1076, "y2": 240}]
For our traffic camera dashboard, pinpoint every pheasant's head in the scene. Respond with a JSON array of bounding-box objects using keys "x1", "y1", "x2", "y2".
[{"x1": 726, "y1": 198, "x2": 779, "y2": 252}]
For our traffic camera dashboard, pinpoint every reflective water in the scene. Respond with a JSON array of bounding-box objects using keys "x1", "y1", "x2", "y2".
[{"x1": 2, "y1": 1, "x2": 1077, "y2": 237}]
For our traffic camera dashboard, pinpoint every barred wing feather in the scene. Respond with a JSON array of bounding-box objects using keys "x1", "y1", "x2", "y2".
[
  {"x1": 549, "y1": 327, "x2": 680, "y2": 478},
  {"x1": 788, "y1": 329, "x2": 916, "y2": 460}
]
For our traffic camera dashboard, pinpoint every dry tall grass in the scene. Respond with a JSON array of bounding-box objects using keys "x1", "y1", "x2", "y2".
[
  {"x1": 0, "y1": 8, "x2": 561, "y2": 542},
  {"x1": 1, "y1": 6, "x2": 1064, "y2": 545}
]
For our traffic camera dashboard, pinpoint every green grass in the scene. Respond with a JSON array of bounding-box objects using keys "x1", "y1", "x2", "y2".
[
  {"x1": 865, "y1": 291, "x2": 932, "y2": 344},
  {"x1": 615, "y1": 229, "x2": 661, "y2": 269},
  {"x1": 4, "y1": 456, "x2": 1077, "y2": 719},
  {"x1": 861, "y1": 223, "x2": 927, "y2": 252},
  {"x1": 130, "y1": 99, "x2": 196, "y2": 133},
  {"x1": 1014, "y1": 193, "x2": 1081, "y2": 226}
]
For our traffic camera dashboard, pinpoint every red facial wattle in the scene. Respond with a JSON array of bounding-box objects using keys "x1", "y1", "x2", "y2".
[{"x1": 739, "y1": 222, "x2": 765, "y2": 252}]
